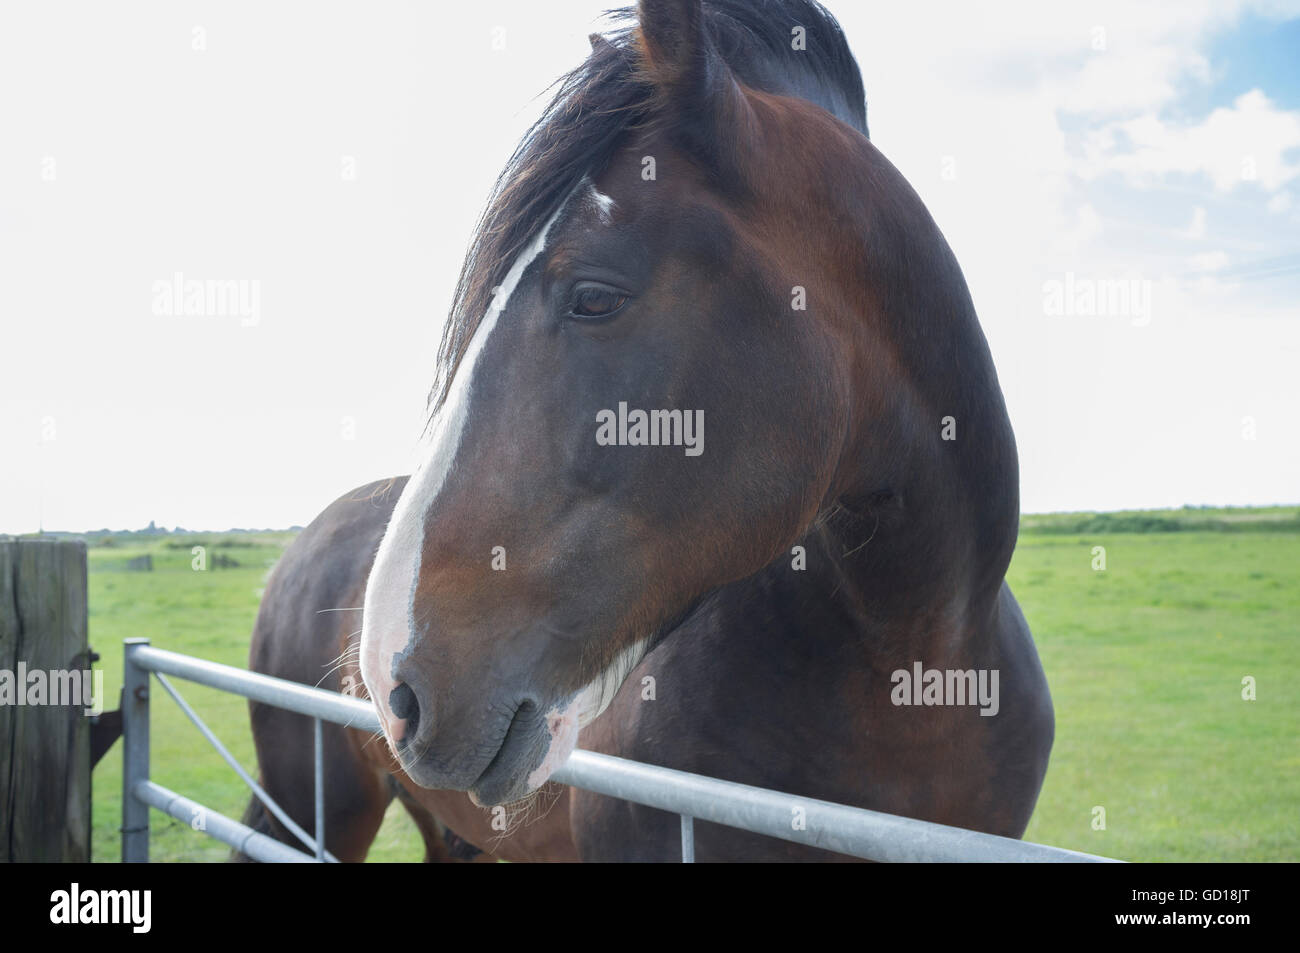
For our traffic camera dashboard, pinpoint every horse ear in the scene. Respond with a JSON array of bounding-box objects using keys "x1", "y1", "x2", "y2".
[
  {"x1": 636, "y1": 0, "x2": 752, "y2": 187},
  {"x1": 637, "y1": 0, "x2": 710, "y2": 90}
]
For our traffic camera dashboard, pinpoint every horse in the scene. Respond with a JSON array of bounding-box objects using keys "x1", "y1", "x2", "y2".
[{"x1": 240, "y1": 0, "x2": 1054, "y2": 862}]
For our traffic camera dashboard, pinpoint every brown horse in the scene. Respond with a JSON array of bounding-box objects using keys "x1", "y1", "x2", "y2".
[{"x1": 242, "y1": 0, "x2": 1053, "y2": 862}]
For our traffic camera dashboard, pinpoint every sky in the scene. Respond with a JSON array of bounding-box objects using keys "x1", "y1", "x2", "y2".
[{"x1": 1, "y1": 0, "x2": 1297, "y2": 532}]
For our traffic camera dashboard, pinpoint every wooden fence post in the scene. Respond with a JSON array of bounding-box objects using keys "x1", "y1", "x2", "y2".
[{"x1": 0, "y1": 539, "x2": 91, "y2": 862}]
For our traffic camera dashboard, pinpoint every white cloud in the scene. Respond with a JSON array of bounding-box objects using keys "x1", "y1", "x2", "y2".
[
  {"x1": 1075, "y1": 90, "x2": 1300, "y2": 191},
  {"x1": 1267, "y1": 191, "x2": 1294, "y2": 213},
  {"x1": 1057, "y1": 45, "x2": 1211, "y2": 115},
  {"x1": 1189, "y1": 250, "x2": 1230, "y2": 272}
]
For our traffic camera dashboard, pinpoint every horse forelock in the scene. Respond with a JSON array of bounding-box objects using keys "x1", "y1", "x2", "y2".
[{"x1": 427, "y1": 0, "x2": 868, "y2": 424}]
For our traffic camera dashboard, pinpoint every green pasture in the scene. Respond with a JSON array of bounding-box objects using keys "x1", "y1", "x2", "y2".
[
  {"x1": 78, "y1": 507, "x2": 1297, "y2": 862},
  {"x1": 86, "y1": 534, "x2": 423, "y2": 862}
]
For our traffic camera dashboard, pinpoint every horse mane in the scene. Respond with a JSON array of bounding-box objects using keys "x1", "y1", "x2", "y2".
[{"x1": 427, "y1": 0, "x2": 868, "y2": 419}]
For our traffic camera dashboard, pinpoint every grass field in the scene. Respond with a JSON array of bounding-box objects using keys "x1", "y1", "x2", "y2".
[
  {"x1": 78, "y1": 506, "x2": 1298, "y2": 862},
  {"x1": 87, "y1": 535, "x2": 424, "y2": 862}
]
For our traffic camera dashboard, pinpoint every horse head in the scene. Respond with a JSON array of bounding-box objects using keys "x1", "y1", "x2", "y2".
[{"x1": 359, "y1": 0, "x2": 1016, "y2": 807}]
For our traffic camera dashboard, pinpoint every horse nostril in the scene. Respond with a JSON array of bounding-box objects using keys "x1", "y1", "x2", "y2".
[{"x1": 389, "y1": 682, "x2": 420, "y2": 741}]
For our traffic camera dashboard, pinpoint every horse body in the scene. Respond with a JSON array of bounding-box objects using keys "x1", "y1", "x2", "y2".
[
  {"x1": 577, "y1": 558, "x2": 1052, "y2": 861},
  {"x1": 244, "y1": 0, "x2": 1054, "y2": 862}
]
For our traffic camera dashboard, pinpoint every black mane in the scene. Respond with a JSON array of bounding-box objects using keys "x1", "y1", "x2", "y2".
[
  {"x1": 688, "y1": 0, "x2": 867, "y2": 135},
  {"x1": 429, "y1": 0, "x2": 867, "y2": 418}
]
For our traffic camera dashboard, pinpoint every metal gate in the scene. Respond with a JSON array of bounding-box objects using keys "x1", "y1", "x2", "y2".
[{"x1": 120, "y1": 638, "x2": 1119, "y2": 863}]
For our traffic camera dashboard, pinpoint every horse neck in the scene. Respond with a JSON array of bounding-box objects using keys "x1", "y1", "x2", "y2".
[
  {"x1": 798, "y1": 144, "x2": 1021, "y2": 660},
  {"x1": 721, "y1": 409, "x2": 1017, "y2": 673}
]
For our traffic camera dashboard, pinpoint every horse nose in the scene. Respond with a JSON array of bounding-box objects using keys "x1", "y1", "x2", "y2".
[{"x1": 389, "y1": 682, "x2": 421, "y2": 744}]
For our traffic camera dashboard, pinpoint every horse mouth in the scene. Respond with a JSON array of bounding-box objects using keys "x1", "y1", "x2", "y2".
[{"x1": 465, "y1": 700, "x2": 544, "y2": 807}]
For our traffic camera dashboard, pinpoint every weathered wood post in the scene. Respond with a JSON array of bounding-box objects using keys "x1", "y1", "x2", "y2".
[{"x1": 0, "y1": 539, "x2": 91, "y2": 862}]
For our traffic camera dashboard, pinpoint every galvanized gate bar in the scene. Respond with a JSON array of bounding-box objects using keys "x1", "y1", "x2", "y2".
[
  {"x1": 122, "y1": 640, "x2": 151, "y2": 862},
  {"x1": 132, "y1": 780, "x2": 317, "y2": 863},
  {"x1": 313, "y1": 718, "x2": 326, "y2": 862},
  {"x1": 680, "y1": 815, "x2": 695, "y2": 863},
  {"x1": 129, "y1": 644, "x2": 381, "y2": 733},
  {"x1": 551, "y1": 750, "x2": 1120, "y2": 862},
  {"x1": 123, "y1": 640, "x2": 359, "y2": 863},
  {"x1": 124, "y1": 640, "x2": 1121, "y2": 863},
  {"x1": 152, "y1": 670, "x2": 339, "y2": 862}
]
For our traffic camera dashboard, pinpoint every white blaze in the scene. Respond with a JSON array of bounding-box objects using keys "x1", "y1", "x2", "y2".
[
  {"x1": 527, "y1": 637, "x2": 650, "y2": 790},
  {"x1": 359, "y1": 202, "x2": 568, "y2": 744},
  {"x1": 587, "y1": 178, "x2": 616, "y2": 224}
]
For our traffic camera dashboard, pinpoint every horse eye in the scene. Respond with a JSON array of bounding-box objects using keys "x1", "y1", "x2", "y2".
[{"x1": 568, "y1": 283, "x2": 629, "y2": 320}]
